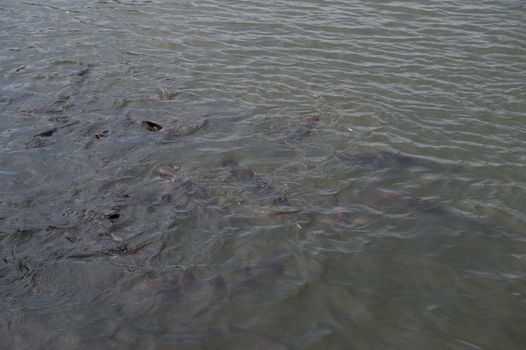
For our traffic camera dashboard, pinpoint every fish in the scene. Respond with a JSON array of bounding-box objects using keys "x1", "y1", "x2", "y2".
[
  {"x1": 231, "y1": 249, "x2": 291, "y2": 290},
  {"x1": 34, "y1": 128, "x2": 58, "y2": 138},
  {"x1": 358, "y1": 188, "x2": 451, "y2": 216},
  {"x1": 322, "y1": 192, "x2": 355, "y2": 233},
  {"x1": 74, "y1": 63, "x2": 93, "y2": 77},
  {"x1": 149, "y1": 86, "x2": 180, "y2": 102},
  {"x1": 283, "y1": 116, "x2": 320, "y2": 144},
  {"x1": 159, "y1": 166, "x2": 216, "y2": 202},
  {"x1": 112, "y1": 270, "x2": 198, "y2": 303},
  {"x1": 110, "y1": 250, "x2": 292, "y2": 312},
  {"x1": 26, "y1": 121, "x2": 80, "y2": 148},
  {"x1": 61, "y1": 205, "x2": 145, "y2": 257},
  {"x1": 222, "y1": 160, "x2": 289, "y2": 205},
  {"x1": 180, "y1": 179, "x2": 215, "y2": 201},
  {"x1": 161, "y1": 119, "x2": 208, "y2": 142},
  {"x1": 159, "y1": 165, "x2": 180, "y2": 182},
  {"x1": 331, "y1": 206, "x2": 354, "y2": 232},
  {"x1": 142, "y1": 120, "x2": 163, "y2": 131},
  {"x1": 94, "y1": 130, "x2": 108, "y2": 139},
  {"x1": 336, "y1": 149, "x2": 438, "y2": 168},
  {"x1": 71, "y1": 62, "x2": 95, "y2": 89},
  {"x1": 0, "y1": 91, "x2": 33, "y2": 106},
  {"x1": 140, "y1": 118, "x2": 207, "y2": 141}
]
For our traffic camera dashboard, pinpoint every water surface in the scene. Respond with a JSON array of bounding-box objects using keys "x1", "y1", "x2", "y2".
[{"x1": 1, "y1": 0, "x2": 525, "y2": 348}]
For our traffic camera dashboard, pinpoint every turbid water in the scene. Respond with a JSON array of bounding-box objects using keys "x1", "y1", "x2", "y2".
[{"x1": 1, "y1": 0, "x2": 525, "y2": 349}]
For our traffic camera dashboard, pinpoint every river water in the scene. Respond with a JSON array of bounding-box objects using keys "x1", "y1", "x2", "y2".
[{"x1": 1, "y1": 0, "x2": 525, "y2": 349}]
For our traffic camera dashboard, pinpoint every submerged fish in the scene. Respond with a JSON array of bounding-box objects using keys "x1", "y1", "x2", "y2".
[
  {"x1": 161, "y1": 119, "x2": 208, "y2": 142},
  {"x1": 181, "y1": 179, "x2": 215, "y2": 201},
  {"x1": 331, "y1": 206, "x2": 354, "y2": 232},
  {"x1": 71, "y1": 62, "x2": 94, "y2": 89},
  {"x1": 111, "y1": 250, "x2": 292, "y2": 311},
  {"x1": 336, "y1": 149, "x2": 438, "y2": 168},
  {"x1": 63, "y1": 205, "x2": 142, "y2": 257},
  {"x1": 358, "y1": 188, "x2": 451, "y2": 216},
  {"x1": 159, "y1": 165, "x2": 180, "y2": 182},
  {"x1": 137, "y1": 116, "x2": 207, "y2": 142},
  {"x1": 149, "y1": 86, "x2": 180, "y2": 102},
  {"x1": 159, "y1": 166, "x2": 215, "y2": 202},
  {"x1": 322, "y1": 192, "x2": 355, "y2": 233},
  {"x1": 283, "y1": 116, "x2": 320, "y2": 144},
  {"x1": 222, "y1": 160, "x2": 289, "y2": 205}
]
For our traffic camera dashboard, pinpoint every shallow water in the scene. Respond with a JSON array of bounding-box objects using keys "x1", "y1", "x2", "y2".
[{"x1": 1, "y1": 0, "x2": 525, "y2": 348}]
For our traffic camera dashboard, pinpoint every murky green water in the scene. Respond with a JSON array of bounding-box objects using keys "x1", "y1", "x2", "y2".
[{"x1": 1, "y1": 0, "x2": 525, "y2": 348}]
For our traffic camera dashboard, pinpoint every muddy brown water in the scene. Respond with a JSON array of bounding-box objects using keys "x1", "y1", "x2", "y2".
[{"x1": 1, "y1": 1, "x2": 525, "y2": 349}]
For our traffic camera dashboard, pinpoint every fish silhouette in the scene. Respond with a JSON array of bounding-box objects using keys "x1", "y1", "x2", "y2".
[{"x1": 222, "y1": 160, "x2": 289, "y2": 205}]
